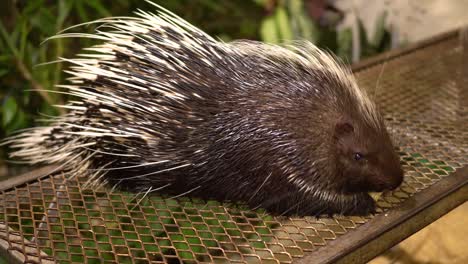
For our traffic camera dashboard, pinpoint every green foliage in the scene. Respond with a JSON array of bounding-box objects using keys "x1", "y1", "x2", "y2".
[
  {"x1": 0, "y1": 0, "x2": 392, "y2": 162},
  {"x1": 260, "y1": 1, "x2": 391, "y2": 63},
  {"x1": 357, "y1": 12, "x2": 392, "y2": 58}
]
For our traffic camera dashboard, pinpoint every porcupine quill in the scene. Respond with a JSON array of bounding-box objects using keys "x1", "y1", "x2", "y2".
[{"x1": 3, "y1": 2, "x2": 403, "y2": 216}]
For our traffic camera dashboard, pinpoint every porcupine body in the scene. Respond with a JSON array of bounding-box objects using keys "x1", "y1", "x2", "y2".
[{"x1": 6, "y1": 4, "x2": 403, "y2": 216}]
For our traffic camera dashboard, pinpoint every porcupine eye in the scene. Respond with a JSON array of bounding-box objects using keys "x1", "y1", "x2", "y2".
[{"x1": 353, "y1": 152, "x2": 364, "y2": 161}]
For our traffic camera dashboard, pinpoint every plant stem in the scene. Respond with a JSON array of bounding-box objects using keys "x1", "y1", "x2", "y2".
[
  {"x1": 15, "y1": 58, "x2": 65, "y2": 114},
  {"x1": 0, "y1": 20, "x2": 65, "y2": 115}
]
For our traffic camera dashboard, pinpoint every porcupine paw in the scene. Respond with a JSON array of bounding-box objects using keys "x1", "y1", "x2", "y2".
[{"x1": 341, "y1": 193, "x2": 377, "y2": 216}]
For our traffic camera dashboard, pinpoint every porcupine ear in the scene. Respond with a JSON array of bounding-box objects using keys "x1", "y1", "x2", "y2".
[{"x1": 334, "y1": 120, "x2": 354, "y2": 137}]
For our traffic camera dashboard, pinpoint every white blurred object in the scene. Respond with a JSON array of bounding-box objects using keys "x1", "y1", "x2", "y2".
[{"x1": 333, "y1": 0, "x2": 468, "y2": 61}]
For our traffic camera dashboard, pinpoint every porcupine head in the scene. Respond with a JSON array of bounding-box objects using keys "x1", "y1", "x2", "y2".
[{"x1": 4, "y1": 2, "x2": 404, "y2": 216}]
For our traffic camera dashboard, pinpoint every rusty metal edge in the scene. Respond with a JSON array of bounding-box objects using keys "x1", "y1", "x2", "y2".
[
  {"x1": 0, "y1": 165, "x2": 60, "y2": 192},
  {"x1": 351, "y1": 28, "x2": 459, "y2": 72},
  {"x1": 296, "y1": 166, "x2": 468, "y2": 264}
]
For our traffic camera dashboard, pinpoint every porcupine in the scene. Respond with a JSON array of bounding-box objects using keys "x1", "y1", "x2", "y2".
[{"x1": 4, "y1": 3, "x2": 404, "y2": 216}]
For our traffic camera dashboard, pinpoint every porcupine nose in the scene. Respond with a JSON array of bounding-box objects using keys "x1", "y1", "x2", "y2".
[
  {"x1": 387, "y1": 166, "x2": 404, "y2": 190},
  {"x1": 373, "y1": 166, "x2": 404, "y2": 192}
]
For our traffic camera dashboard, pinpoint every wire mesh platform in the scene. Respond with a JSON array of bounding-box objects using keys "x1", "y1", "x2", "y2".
[{"x1": 1, "y1": 29, "x2": 467, "y2": 264}]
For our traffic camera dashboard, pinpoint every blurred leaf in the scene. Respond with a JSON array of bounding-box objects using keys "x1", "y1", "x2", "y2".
[
  {"x1": 5, "y1": 108, "x2": 27, "y2": 135},
  {"x1": 198, "y1": 0, "x2": 224, "y2": 13},
  {"x1": 85, "y1": 1, "x2": 112, "y2": 17},
  {"x1": 29, "y1": 8, "x2": 56, "y2": 35},
  {"x1": 376, "y1": 30, "x2": 392, "y2": 53},
  {"x1": 0, "y1": 21, "x2": 19, "y2": 57},
  {"x1": 357, "y1": 17, "x2": 375, "y2": 57},
  {"x1": 252, "y1": 0, "x2": 269, "y2": 8},
  {"x1": 0, "y1": 69, "x2": 8, "y2": 78},
  {"x1": 23, "y1": 0, "x2": 46, "y2": 16},
  {"x1": 218, "y1": 34, "x2": 232, "y2": 42},
  {"x1": 74, "y1": 1, "x2": 90, "y2": 24},
  {"x1": 260, "y1": 15, "x2": 279, "y2": 44},
  {"x1": 288, "y1": 0, "x2": 302, "y2": 38},
  {"x1": 21, "y1": 90, "x2": 31, "y2": 106},
  {"x1": 57, "y1": 1, "x2": 73, "y2": 27},
  {"x1": 317, "y1": 27, "x2": 337, "y2": 53},
  {"x1": 373, "y1": 11, "x2": 388, "y2": 48},
  {"x1": 19, "y1": 20, "x2": 28, "y2": 60},
  {"x1": 0, "y1": 55, "x2": 10, "y2": 62},
  {"x1": 337, "y1": 28, "x2": 353, "y2": 63},
  {"x1": 357, "y1": 17, "x2": 369, "y2": 49},
  {"x1": 297, "y1": 12, "x2": 320, "y2": 43},
  {"x1": 2, "y1": 97, "x2": 17, "y2": 127},
  {"x1": 288, "y1": 0, "x2": 319, "y2": 43},
  {"x1": 275, "y1": 7, "x2": 292, "y2": 41},
  {"x1": 40, "y1": 101, "x2": 59, "y2": 118}
]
